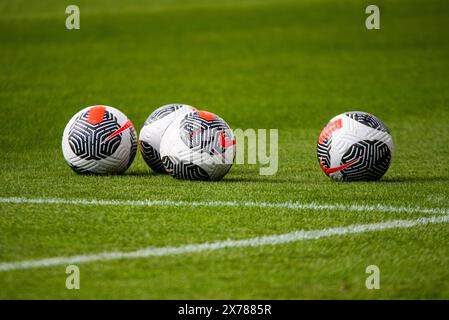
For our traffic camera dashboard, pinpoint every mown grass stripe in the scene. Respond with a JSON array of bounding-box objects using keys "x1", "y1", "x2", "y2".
[
  {"x1": 1, "y1": 215, "x2": 448, "y2": 271},
  {"x1": 0, "y1": 196, "x2": 448, "y2": 215}
]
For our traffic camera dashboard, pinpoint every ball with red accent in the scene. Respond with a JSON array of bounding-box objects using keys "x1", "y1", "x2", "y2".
[
  {"x1": 62, "y1": 105, "x2": 137, "y2": 175},
  {"x1": 317, "y1": 111, "x2": 394, "y2": 181},
  {"x1": 139, "y1": 104, "x2": 196, "y2": 173},
  {"x1": 160, "y1": 110, "x2": 235, "y2": 181}
]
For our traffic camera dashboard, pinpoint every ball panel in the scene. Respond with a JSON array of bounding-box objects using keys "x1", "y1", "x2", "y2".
[
  {"x1": 160, "y1": 110, "x2": 235, "y2": 181},
  {"x1": 126, "y1": 127, "x2": 138, "y2": 172},
  {"x1": 139, "y1": 104, "x2": 195, "y2": 173},
  {"x1": 144, "y1": 104, "x2": 195, "y2": 125},
  {"x1": 62, "y1": 105, "x2": 137, "y2": 175},
  {"x1": 345, "y1": 111, "x2": 390, "y2": 133},
  {"x1": 68, "y1": 110, "x2": 122, "y2": 160},
  {"x1": 317, "y1": 136, "x2": 332, "y2": 170},
  {"x1": 140, "y1": 140, "x2": 166, "y2": 173},
  {"x1": 162, "y1": 155, "x2": 211, "y2": 181},
  {"x1": 179, "y1": 111, "x2": 234, "y2": 154},
  {"x1": 317, "y1": 111, "x2": 393, "y2": 181},
  {"x1": 340, "y1": 140, "x2": 392, "y2": 181}
]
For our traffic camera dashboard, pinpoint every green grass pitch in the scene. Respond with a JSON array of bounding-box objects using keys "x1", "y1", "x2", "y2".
[{"x1": 1, "y1": 0, "x2": 449, "y2": 299}]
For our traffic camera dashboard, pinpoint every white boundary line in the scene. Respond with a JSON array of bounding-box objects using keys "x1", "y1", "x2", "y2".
[
  {"x1": 1, "y1": 215, "x2": 448, "y2": 272},
  {"x1": 1, "y1": 197, "x2": 448, "y2": 215}
]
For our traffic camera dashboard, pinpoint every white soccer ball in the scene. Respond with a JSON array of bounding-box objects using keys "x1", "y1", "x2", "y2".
[
  {"x1": 317, "y1": 111, "x2": 394, "y2": 181},
  {"x1": 139, "y1": 104, "x2": 196, "y2": 173},
  {"x1": 160, "y1": 110, "x2": 235, "y2": 181},
  {"x1": 62, "y1": 105, "x2": 137, "y2": 175}
]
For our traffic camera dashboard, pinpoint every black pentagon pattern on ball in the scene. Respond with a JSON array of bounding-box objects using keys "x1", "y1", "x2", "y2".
[
  {"x1": 144, "y1": 104, "x2": 186, "y2": 125},
  {"x1": 162, "y1": 155, "x2": 211, "y2": 181},
  {"x1": 180, "y1": 112, "x2": 232, "y2": 156},
  {"x1": 140, "y1": 140, "x2": 166, "y2": 173},
  {"x1": 68, "y1": 110, "x2": 122, "y2": 160},
  {"x1": 340, "y1": 140, "x2": 392, "y2": 181},
  {"x1": 345, "y1": 112, "x2": 390, "y2": 133}
]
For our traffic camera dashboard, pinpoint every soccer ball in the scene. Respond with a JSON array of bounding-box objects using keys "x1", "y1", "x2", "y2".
[
  {"x1": 317, "y1": 111, "x2": 393, "y2": 181},
  {"x1": 139, "y1": 104, "x2": 196, "y2": 173},
  {"x1": 62, "y1": 105, "x2": 137, "y2": 175},
  {"x1": 160, "y1": 110, "x2": 235, "y2": 181}
]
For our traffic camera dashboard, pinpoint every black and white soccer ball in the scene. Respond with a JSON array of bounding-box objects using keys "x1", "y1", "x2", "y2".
[
  {"x1": 62, "y1": 105, "x2": 137, "y2": 175},
  {"x1": 160, "y1": 110, "x2": 235, "y2": 181},
  {"x1": 139, "y1": 104, "x2": 196, "y2": 173},
  {"x1": 317, "y1": 111, "x2": 394, "y2": 181}
]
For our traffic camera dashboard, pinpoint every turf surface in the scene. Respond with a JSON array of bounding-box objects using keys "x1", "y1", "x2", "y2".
[{"x1": 0, "y1": 0, "x2": 449, "y2": 299}]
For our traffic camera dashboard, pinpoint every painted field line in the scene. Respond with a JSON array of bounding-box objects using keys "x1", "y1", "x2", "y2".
[
  {"x1": 0, "y1": 215, "x2": 448, "y2": 272},
  {"x1": 1, "y1": 197, "x2": 449, "y2": 215}
]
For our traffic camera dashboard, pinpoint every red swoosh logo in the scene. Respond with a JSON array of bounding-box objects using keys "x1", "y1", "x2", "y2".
[
  {"x1": 319, "y1": 157, "x2": 360, "y2": 175},
  {"x1": 103, "y1": 120, "x2": 133, "y2": 142}
]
